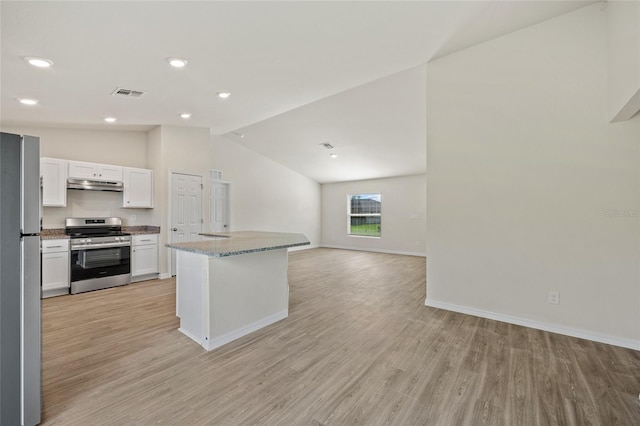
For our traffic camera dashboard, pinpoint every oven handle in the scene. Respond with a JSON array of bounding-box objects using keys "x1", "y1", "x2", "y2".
[{"x1": 71, "y1": 242, "x2": 131, "y2": 250}]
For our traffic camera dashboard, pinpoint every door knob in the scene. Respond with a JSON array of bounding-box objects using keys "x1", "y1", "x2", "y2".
[{"x1": 172, "y1": 228, "x2": 178, "y2": 231}]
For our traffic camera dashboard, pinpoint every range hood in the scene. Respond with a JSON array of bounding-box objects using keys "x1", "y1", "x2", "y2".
[{"x1": 67, "y1": 178, "x2": 123, "y2": 192}]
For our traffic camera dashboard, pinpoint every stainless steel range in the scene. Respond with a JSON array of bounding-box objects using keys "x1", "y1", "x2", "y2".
[{"x1": 65, "y1": 217, "x2": 131, "y2": 294}]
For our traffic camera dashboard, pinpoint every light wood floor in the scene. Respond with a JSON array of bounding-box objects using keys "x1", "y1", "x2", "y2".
[{"x1": 42, "y1": 248, "x2": 640, "y2": 425}]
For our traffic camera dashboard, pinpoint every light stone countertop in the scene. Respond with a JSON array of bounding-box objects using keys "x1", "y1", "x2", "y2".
[
  {"x1": 40, "y1": 225, "x2": 160, "y2": 240},
  {"x1": 123, "y1": 225, "x2": 161, "y2": 235},
  {"x1": 41, "y1": 229, "x2": 68, "y2": 240},
  {"x1": 165, "y1": 231, "x2": 310, "y2": 257}
]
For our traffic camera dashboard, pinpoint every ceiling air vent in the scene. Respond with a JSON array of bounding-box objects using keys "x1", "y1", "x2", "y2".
[
  {"x1": 111, "y1": 87, "x2": 145, "y2": 98},
  {"x1": 320, "y1": 142, "x2": 334, "y2": 149}
]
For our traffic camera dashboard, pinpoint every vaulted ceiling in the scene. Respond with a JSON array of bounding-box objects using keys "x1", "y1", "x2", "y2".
[{"x1": 1, "y1": 1, "x2": 594, "y2": 182}]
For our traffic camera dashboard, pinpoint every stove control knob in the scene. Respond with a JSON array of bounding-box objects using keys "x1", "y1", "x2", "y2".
[
  {"x1": 86, "y1": 239, "x2": 92, "y2": 243},
  {"x1": 115, "y1": 237, "x2": 121, "y2": 241}
]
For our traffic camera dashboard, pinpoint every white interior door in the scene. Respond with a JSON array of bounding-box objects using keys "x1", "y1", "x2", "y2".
[
  {"x1": 170, "y1": 173, "x2": 203, "y2": 276},
  {"x1": 210, "y1": 181, "x2": 230, "y2": 232}
]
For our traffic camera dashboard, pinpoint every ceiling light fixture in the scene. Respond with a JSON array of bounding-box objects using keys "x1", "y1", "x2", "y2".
[
  {"x1": 24, "y1": 57, "x2": 54, "y2": 68},
  {"x1": 167, "y1": 57, "x2": 188, "y2": 68},
  {"x1": 17, "y1": 98, "x2": 39, "y2": 105},
  {"x1": 320, "y1": 142, "x2": 334, "y2": 149},
  {"x1": 104, "y1": 117, "x2": 117, "y2": 123},
  {"x1": 330, "y1": 153, "x2": 338, "y2": 159},
  {"x1": 180, "y1": 113, "x2": 191, "y2": 119},
  {"x1": 230, "y1": 131, "x2": 244, "y2": 138},
  {"x1": 217, "y1": 91, "x2": 231, "y2": 99}
]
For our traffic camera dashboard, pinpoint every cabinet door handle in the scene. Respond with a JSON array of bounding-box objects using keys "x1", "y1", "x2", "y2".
[
  {"x1": 140, "y1": 239, "x2": 151, "y2": 242},
  {"x1": 47, "y1": 245, "x2": 63, "y2": 248}
]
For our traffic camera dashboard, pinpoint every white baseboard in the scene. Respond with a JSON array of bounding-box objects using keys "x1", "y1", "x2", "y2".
[
  {"x1": 203, "y1": 309, "x2": 288, "y2": 351},
  {"x1": 42, "y1": 287, "x2": 70, "y2": 299},
  {"x1": 178, "y1": 327, "x2": 202, "y2": 344},
  {"x1": 425, "y1": 298, "x2": 640, "y2": 351},
  {"x1": 131, "y1": 273, "x2": 159, "y2": 283},
  {"x1": 158, "y1": 273, "x2": 172, "y2": 280},
  {"x1": 321, "y1": 244, "x2": 426, "y2": 257},
  {"x1": 289, "y1": 244, "x2": 319, "y2": 252}
]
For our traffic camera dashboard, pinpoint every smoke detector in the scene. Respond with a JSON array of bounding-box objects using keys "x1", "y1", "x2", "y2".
[{"x1": 111, "y1": 88, "x2": 145, "y2": 98}]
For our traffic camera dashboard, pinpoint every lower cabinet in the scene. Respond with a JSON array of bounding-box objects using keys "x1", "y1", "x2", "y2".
[
  {"x1": 132, "y1": 234, "x2": 159, "y2": 282},
  {"x1": 42, "y1": 239, "x2": 70, "y2": 298}
]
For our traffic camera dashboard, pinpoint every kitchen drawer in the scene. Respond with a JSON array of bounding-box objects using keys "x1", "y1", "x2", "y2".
[
  {"x1": 42, "y1": 239, "x2": 69, "y2": 253},
  {"x1": 132, "y1": 234, "x2": 158, "y2": 246}
]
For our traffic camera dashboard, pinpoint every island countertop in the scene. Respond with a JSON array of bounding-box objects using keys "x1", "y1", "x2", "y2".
[{"x1": 165, "y1": 231, "x2": 310, "y2": 257}]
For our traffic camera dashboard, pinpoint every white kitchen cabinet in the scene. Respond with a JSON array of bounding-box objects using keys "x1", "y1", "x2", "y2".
[
  {"x1": 40, "y1": 157, "x2": 67, "y2": 207},
  {"x1": 131, "y1": 234, "x2": 159, "y2": 281},
  {"x1": 68, "y1": 160, "x2": 123, "y2": 181},
  {"x1": 41, "y1": 239, "x2": 69, "y2": 298},
  {"x1": 123, "y1": 167, "x2": 153, "y2": 208}
]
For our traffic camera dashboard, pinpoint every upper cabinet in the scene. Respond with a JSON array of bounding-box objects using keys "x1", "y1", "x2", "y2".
[
  {"x1": 40, "y1": 157, "x2": 68, "y2": 207},
  {"x1": 123, "y1": 167, "x2": 153, "y2": 208},
  {"x1": 41, "y1": 158, "x2": 153, "y2": 209},
  {"x1": 68, "y1": 160, "x2": 123, "y2": 181}
]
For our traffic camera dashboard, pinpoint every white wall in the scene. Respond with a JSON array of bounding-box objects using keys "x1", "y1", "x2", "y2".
[
  {"x1": 147, "y1": 125, "x2": 212, "y2": 277},
  {"x1": 41, "y1": 191, "x2": 154, "y2": 229},
  {"x1": 321, "y1": 174, "x2": 426, "y2": 256},
  {"x1": 0, "y1": 125, "x2": 155, "y2": 228},
  {"x1": 607, "y1": 0, "x2": 640, "y2": 121},
  {"x1": 210, "y1": 135, "x2": 321, "y2": 248},
  {"x1": 426, "y1": 4, "x2": 640, "y2": 349},
  {"x1": 1, "y1": 126, "x2": 149, "y2": 165}
]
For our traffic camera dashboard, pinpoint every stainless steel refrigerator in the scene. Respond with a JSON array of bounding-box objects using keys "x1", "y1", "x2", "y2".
[{"x1": 0, "y1": 132, "x2": 41, "y2": 426}]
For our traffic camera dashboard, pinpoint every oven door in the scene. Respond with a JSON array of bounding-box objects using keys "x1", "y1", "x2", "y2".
[{"x1": 70, "y1": 244, "x2": 131, "y2": 283}]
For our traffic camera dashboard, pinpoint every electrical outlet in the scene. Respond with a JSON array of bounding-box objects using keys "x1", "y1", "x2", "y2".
[{"x1": 548, "y1": 291, "x2": 560, "y2": 305}]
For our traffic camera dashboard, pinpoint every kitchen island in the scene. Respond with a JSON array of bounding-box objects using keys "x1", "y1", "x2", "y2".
[{"x1": 166, "y1": 231, "x2": 309, "y2": 351}]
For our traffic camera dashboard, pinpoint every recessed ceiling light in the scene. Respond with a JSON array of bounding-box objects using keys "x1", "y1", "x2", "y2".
[
  {"x1": 329, "y1": 153, "x2": 338, "y2": 159},
  {"x1": 180, "y1": 113, "x2": 191, "y2": 119},
  {"x1": 167, "y1": 57, "x2": 188, "y2": 68},
  {"x1": 24, "y1": 57, "x2": 54, "y2": 68},
  {"x1": 104, "y1": 117, "x2": 117, "y2": 123},
  {"x1": 17, "y1": 98, "x2": 39, "y2": 105},
  {"x1": 217, "y1": 91, "x2": 231, "y2": 99}
]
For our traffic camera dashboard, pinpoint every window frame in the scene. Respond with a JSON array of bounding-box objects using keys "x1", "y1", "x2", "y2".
[{"x1": 347, "y1": 193, "x2": 382, "y2": 238}]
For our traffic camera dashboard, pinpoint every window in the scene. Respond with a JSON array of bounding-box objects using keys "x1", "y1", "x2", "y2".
[{"x1": 348, "y1": 193, "x2": 381, "y2": 237}]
